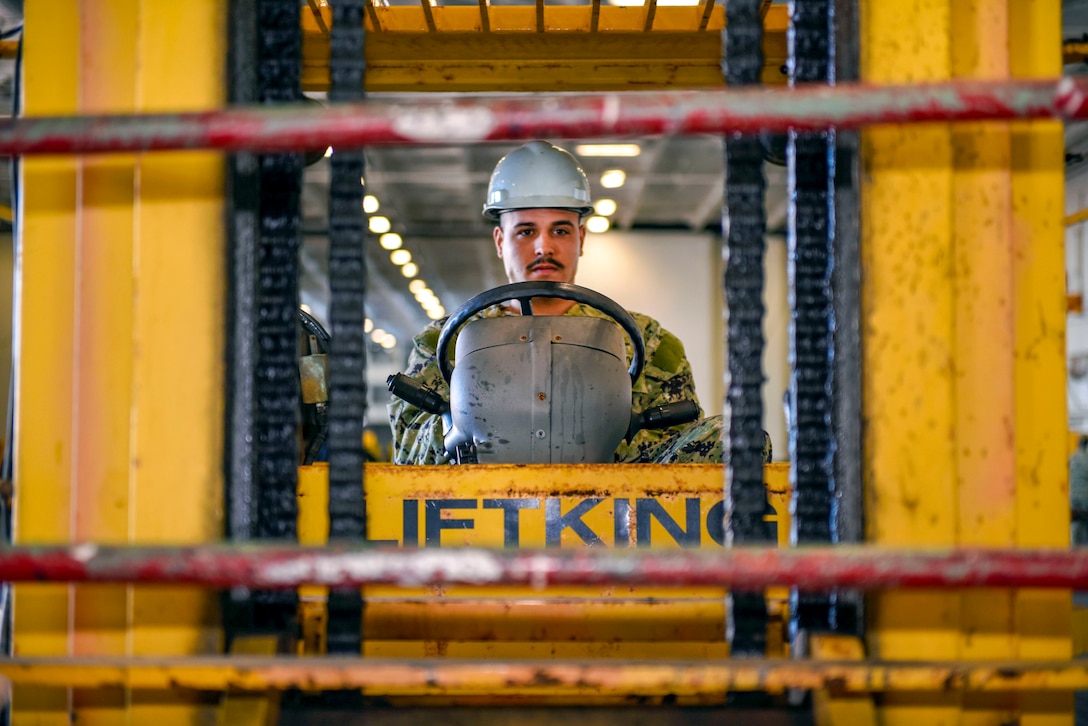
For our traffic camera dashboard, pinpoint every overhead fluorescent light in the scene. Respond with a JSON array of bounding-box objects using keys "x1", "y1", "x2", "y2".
[
  {"x1": 594, "y1": 198, "x2": 618, "y2": 217},
  {"x1": 575, "y1": 143, "x2": 641, "y2": 157},
  {"x1": 586, "y1": 216, "x2": 611, "y2": 234},
  {"x1": 599, "y1": 169, "x2": 627, "y2": 189}
]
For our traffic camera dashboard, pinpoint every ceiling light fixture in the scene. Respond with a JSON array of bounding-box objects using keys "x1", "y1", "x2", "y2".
[
  {"x1": 575, "y1": 143, "x2": 641, "y2": 157},
  {"x1": 364, "y1": 318, "x2": 373, "y2": 333},
  {"x1": 363, "y1": 195, "x2": 380, "y2": 213},
  {"x1": 426, "y1": 307, "x2": 446, "y2": 320},
  {"x1": 586, "y1": 216, "x2": 611, "y2": 234},
  {"x1": 594, "y1": 198, "x2": 618, "y2": 216},
  {"x1": 368, "y1": 216, "x2": 391, "y2": 234},
  {"x1": 380, "y1": 233, "x2": 403, "y2": 250},
  {"x1": 408, "y1": 279, "x2": 428, "y2": 294},
  {"x1": 599, "y1": 169, "x2": 626, "y2": 189},
  {"x1": 390, "y1": 249, "x2": 412, "y2": 266},
  {"x1": 401, "y1": 262, "x2": 419, "y2": 277}
]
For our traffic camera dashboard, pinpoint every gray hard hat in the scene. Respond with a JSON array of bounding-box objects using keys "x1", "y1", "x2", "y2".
[{"x1": 482, "y1": 140, "x2": 594, "y2": 221}]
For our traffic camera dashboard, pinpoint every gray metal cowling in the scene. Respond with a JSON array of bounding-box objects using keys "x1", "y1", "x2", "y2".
[{"x1": 446, "y1": 315, "x2": 631, "y2": 463}]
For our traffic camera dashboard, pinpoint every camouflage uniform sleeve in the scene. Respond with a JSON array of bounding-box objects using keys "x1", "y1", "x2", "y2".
[
  {"x1": 611, "y1": 311, "x2": 704, "y2": 463},
  {"x1": 387, "y1": 320, "x2": 452, "y2": 465}
]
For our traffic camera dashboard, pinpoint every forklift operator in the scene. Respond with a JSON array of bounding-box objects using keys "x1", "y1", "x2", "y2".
[{"x1": 389, "y1": 140, "x2": 771, "y2": 466}]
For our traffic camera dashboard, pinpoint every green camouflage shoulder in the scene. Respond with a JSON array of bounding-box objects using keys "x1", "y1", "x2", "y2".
[{"x1": 566, "y1": 305, "x2": 703, "y2": 462}]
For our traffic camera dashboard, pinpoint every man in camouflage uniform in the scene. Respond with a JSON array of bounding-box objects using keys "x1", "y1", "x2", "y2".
[{"x1": 389, "y1": 140, "x2": 770, "y2": 466}]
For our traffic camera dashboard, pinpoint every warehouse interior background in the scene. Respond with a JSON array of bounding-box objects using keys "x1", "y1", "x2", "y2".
[{"x1": 0, "y1": 2, "x2": 1086, "y2": 458}]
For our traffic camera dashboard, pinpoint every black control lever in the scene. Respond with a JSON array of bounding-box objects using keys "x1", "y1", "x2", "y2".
[
  {"x1": 386, "y1": 373, "x2": 450, "y2": 415},
  {"x1": 627, "y1": 400, "x2": 700, "y2": 442}
]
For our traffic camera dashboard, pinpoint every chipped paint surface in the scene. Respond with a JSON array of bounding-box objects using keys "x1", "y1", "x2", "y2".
[
  {"x1": 0, "y1": 78, "x2": 1081, "y2": 155},
  {"x1": 390, "y1": 105, "x2": 495, "y2": 141},
  {"x1": 2, "y1": 655, "x2": 1088, "y2": 693},
  {"x1": 260, "y1": 548, "x2": 506, "y2": 587},
  {"x1": 3, "y1": 544, "x2": 1088, "y2": 589}
]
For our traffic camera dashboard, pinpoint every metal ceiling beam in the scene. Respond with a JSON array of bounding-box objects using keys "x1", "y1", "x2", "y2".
[{"x1": 302, "y1": 5, "x2": 789, "y2": 92}]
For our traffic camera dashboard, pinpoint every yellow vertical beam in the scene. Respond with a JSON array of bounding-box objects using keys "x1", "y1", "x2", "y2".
[
  {"x1": 17, "y1": 1, "x2": 228, "y2": 722},
  {"x1": 1009, "y1": 1, "x2": 1072, "y2": 724},
  {"x1": 127, "y1": 1, "x2": 227, "y2": 722},
  {"x1": 71, "y1": 1, "x2": 139, "y2": 723},
  {"x1": 860, "y1": 0, "x2": 957, "y2": 724},
  {"x1": 950, "y1": 1, "x2": 1016, "y2": 723},
  {"x1": 12, "y1": 2, "x2": 80, "y2": 722}
]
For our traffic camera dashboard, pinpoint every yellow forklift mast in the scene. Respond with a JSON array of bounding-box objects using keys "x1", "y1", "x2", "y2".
[{"x1": 2, "y1": 1, "x2": 1076, "y2": 724}]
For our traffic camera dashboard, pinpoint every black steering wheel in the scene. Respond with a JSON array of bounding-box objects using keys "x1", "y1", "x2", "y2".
[{"x1": 436, "y1": 281, "x2": 646, "y2": 385}]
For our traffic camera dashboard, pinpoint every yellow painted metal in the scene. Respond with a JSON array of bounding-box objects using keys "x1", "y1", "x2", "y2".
[
  {"x1": 951, "y1": 2, "x2": 1018, "y2": 723},
  {"x1": 862, "y1": 0, "x2": 1072, "y2": 723},
  {"x1": 6, "y1": 656, "x2": 1088, "y2": 695},
  {"x1": 217, "y1": 637, "x2": 282, "y2": 726},
  {"x1": 1064, "y1": 41, "x2": 1088, "y2": 65},
  {"x1": 860, "y1": 0, "x2": 959, "y2": 719},
  {"x1": 13, "y1": 2, "x2": 80, "y2": 722},
  {"x1": 860, "y1": 0, "x2": 981, "y2": 723},
  {"x1": 127, "y1": 1, "x2": 227, "y2": 720},
  {"x1": 1074, "y1": 605, "x2": 1088, "y2": 657},
  {"x1": 297, "y1": 465, "x2": 330, "y2": 656},
  {"x1": 809, "y1": 634, "x2": 876, "y2": 726},
  {"x1": 1010, "y1": 1, "x2": 1073, "y2": 724},
  {"x1": 1065, "y1": 208, "x2": 1088, "y2": 227},
  {"x1": 71, "y1": 2, "x2": 140, "y2": 722},
  {"x1": 301, "y1": 5, "x2": 788, "y2": 91},
  {"x1": 13, "y1": 1, "x2": 227, "y2": 723},
  {"x1": 295, "y1": 463, "x2": 790, "y2": 675}
]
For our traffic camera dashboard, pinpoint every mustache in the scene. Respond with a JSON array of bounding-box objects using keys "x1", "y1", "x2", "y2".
[{"x1": 527, "y1": 256, "x2": 564, "y2": 271}]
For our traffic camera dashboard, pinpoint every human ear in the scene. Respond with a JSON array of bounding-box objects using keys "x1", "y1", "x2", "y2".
[{"x1": 493, "y1": 226, "x2": 504, "y2": 259}]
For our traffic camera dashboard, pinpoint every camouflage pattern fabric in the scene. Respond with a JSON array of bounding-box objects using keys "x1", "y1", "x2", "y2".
[{"x1": 388, "y1": 303, "x2": 771, "y2": 465}]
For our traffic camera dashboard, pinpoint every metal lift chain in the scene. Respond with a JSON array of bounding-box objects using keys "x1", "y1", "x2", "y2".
[
  {"x1": 325, "y1": 0, "x2": 368, "y2": 657},
  {"x1": 722, "y1": 0, "x2": 770, "y2": 659},
  {"x1": 251, "y1": 0, "x2": 303, "y2": 630},
  {"x1": 788, "y1": 0, "x2": 837, "y2": 637}
]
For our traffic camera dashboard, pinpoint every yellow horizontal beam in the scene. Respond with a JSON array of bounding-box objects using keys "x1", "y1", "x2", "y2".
[
  {"x1": 363, "y1": 598, "x2": 727, "y2": 641},
  {"x1": 302, "y1": 5, "x2": 788, "y2": 91},
  {"x1": 1066, "y1": 208, "x2": 1088, "y2": 227},
  {"x1": 1064, "y1": 41, "x2": 1088, "y2": 65},
  {"x1": 5, "y1": 657, "x2": 1088, "y2": 694}
]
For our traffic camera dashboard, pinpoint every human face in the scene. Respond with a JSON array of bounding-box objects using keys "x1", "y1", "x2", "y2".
[{"x1": 493, "y1": 208, "x2": 585, "y2": 284}]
